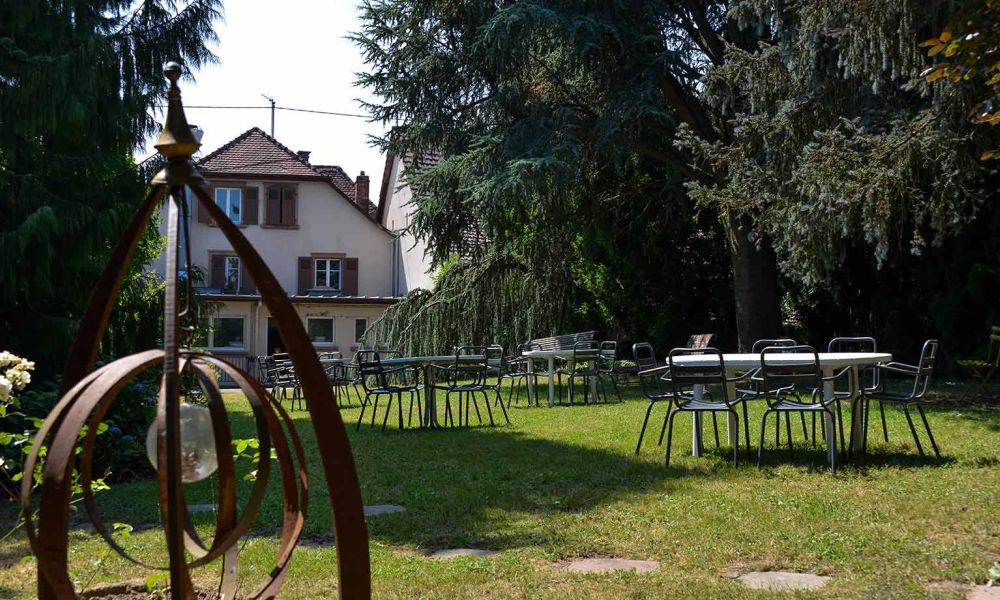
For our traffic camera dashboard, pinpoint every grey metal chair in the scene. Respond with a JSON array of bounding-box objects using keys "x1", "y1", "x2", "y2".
[
  {"x1": 595, "y1": 340, "x2": 623, "y2": 403},
  {"x1": 860, "y1": 340, "x2": 941, "y2": 459},
  {"x1": 430, "y1": 346, "x2": 497, "y2": 427},
  {"x1": 485, "y1": 344, "x2": 512, "y2": 424},
  {"x1": 740, "y1": 339, "x2": 802, "y2": 446},
  {"x1": 633, "y1": 342, "x2": 671, "y2": 454},
  {"x1": 555, "y1": 340, "x2": 602, "y2": 405},
  {"x1": 756, "y1": 345, "x2": 850, "y2": 472},
  {"x1": 828, "y1": 336, "x2": 880, "y2": 454},
  {"x1": 355, "y1": 350, "x2": 422, "y2": 431},
  {"x1": 662, "y1": 347, "x2": 751, "y2": 467},
  {"x1": 499, "y1": 341, "x2": 539, "y2": 407}
]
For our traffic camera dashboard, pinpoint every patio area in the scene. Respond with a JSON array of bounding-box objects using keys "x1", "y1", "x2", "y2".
[{"x1": 1, "y1": 382, "x2": 995, "y2": 599}]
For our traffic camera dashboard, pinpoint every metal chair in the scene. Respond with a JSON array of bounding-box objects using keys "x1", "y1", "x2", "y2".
[
  {"x1": 485, "y1": 344, "x2": 512, "y2": 424},
  {"x1": 430, "y1": 346, "x2": 497, "y2": 427},
  {"x1": 596, "y1": 341, "x2": 623, "y2": 403},
  {"x1": 634, "y1": 342, "x2": 672, "y2": 454},
  {"x1": 662, "y1": 348, "x2": 750, "y2": 467},
  {"x1": 497, "y1": 342, "x2": 538, "y2": 407},
  {"x1": 271, "y1": 357, "x2": 303, "y2": 411},
  {"x1": 739, "y1": 338, "x2": 804, "y2": 446},
  {"x1": 828, "y1": 336, "x2": 880, "y2": 454},
  {"x1": 756, "y1": 345, "x2": 850, "y2": 472},
  {"x1": 957, "y1": 326, "x2": 1000, "y2": 400},
  {"x1": 860, "y1": 340, "x2": 941, "y2": 459},
  {"x1": 555, "y1": 340, "x2": 602, "y2": 405},
  {"x1": 355, "y1": 350, "x2": 422, "y2": 431}
]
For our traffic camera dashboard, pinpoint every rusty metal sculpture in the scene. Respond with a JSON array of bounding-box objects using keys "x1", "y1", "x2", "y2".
[{"x1": 21, "y1": 63, "x2": 371, "y2": 599}]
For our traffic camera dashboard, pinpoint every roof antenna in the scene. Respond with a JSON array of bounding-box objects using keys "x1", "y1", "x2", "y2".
[{"x1": 261, "y1": 93, "x2": 275, "y2": 137}]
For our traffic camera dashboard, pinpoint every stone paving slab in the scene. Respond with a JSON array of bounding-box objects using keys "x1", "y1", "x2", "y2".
[
  {"x1": 563, "y1": 558, "x2": 659, "y2": 574},
  {"x1": 364, "y1": 504, "x2": 406, "y2": 517},
  {"x1": 430, "y1": 548, "x2": 497, "y2": 559},
  {"x1": 968, "y1": 585, "x2": 1000, "y2": 600},
  {"x1": 737, "y1": 571, "x2": 830, "y2": 590}
]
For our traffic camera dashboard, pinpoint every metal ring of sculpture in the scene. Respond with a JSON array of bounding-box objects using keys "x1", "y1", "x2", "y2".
[{"x1": 21, "y1": 63, "x2": 370, "y2": 599}]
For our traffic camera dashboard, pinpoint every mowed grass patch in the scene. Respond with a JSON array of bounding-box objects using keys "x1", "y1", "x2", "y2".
[{"x1": 0, "y1": 382, "x2": 997, "y2": 598}]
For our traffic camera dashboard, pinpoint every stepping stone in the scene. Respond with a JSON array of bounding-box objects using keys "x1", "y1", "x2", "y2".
[
  {"x1": 430, "y1": 548, "x2": 497, "y2": 559},
  {"x1": 738, "y1": 571, "x2": 830, "y2": 591},
  {"x1": 564, "y1": 558, "x2": 659, "y2": 574},
  {"x1": 968, "y1": 585, "x2": 1000, "y2": 600},
  {"x1": 364, "y1": 504, "x2": 405, "y2": 517}
]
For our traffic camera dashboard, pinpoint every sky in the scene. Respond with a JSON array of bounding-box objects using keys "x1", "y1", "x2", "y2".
[{"x1": 141, "y1": 0, "x2": 389, "y2": 196}]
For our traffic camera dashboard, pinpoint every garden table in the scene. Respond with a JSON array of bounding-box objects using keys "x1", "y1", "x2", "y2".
[
  {"x1": 648, "y1": 352, "x2": 891, "y2": 467},
  {"x1": 522, "y1": 348, "x2": 601, "y2": 407},
  {"x1": 378, "y1": 355, "x2": 487, "y2": 428}
]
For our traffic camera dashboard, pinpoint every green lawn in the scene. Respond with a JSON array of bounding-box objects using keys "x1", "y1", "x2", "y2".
[{"x1": 1, "y1": 381, "x2": 997, "y2": 598}]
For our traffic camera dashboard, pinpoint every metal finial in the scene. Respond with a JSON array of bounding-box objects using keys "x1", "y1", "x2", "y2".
[{"x1": 153, "y1": 61, "x2": 204, "y2": 184}]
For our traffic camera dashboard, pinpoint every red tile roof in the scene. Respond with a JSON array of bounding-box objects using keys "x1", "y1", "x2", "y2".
[
  {"x1": 313, "y1": 164, "x2": 356, "y2": 202},
  {"x1": 198, "y1": 127, "x2": 326, "y2": 179}
]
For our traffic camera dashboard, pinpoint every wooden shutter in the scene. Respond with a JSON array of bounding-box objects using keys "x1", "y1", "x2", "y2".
[
  {"x1": 266, "y1": 186, "x2": 281, "y2": 225},
  {"x1": 282, "y1": 186, "x2": 298, "y2": 226},
  {"x1": 243, "y1": 186, "x2": 259, "y2": 225},
  {"x1": 343, "y1": 257, "x2": 359, "y2": 296},
  {"x1": 238, "y1": 259, "x2": 256, "y2": 295},
  {"x1": 297, "y1": 257, "x2": 312, "y2": 295},
  {"x1": 197, "y1": 188, "x2": 215, "y2": 224},
  {"x1": 210, "y1": 254, "x2": 225, "y2": 290}
]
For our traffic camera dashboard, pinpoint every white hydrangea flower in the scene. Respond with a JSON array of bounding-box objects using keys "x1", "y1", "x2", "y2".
[{"x1": 0, "y1": 376, "x2": 11, "y2": 402}]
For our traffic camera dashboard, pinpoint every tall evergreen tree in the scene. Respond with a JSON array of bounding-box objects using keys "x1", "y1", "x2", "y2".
[{"x1": 0, "y1": 1, "x2": 221, "y2": 372}]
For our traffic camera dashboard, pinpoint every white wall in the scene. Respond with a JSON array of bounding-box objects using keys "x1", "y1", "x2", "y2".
[{"x1": 382, "y1": 156, "x2": 435, "y2": 295}]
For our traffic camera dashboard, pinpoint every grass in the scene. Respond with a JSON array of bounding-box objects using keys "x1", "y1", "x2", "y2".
[{"x1": 0, "y1": 380, "x2": 998, "y2": 598}]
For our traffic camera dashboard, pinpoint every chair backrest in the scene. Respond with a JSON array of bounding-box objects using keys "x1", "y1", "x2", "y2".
[
  {"x1": 451, "y1": 345, "x2": 488, "y2": 386},
  {"x1": 912, "y1": 339, "x2": 939, "y2": 398},
  {"x1": 667, "y1": 347, "x2": 730, "y2": 405},
  {"x1": 255, "y1": 356, "x2": 273, "y2": 384},
  {"x1": 828, "y1": 336, "x2": 879, "y2": 389},
  {"x1": 751, "y1": 338, "x2": 797, "y2": 353},
  {"x1": 686, "y1": 334, "x2": 715, "y2": 350},
  {"x1": 356, "y1": 350, "x2": 387, "y2": 391},
  {"x1": 989, "y1": 326, "x2": 1000, "y2": 366},
  {"x1": 530, "y1": 331, "x2": 596, "y2": 352},
  {"x1": 486, "y1": 344, "x2": 505, "y2": 369},
  {"x1": 597, "y1": 340, "x2": 617, "y2": 373},
  {"x1": 633, "y1": 342, "x2": 658, "y2": 371},
  {"x1": 570, "y1": 339, "x2": 600, "y2": 370},
  {"x1": 759, "y1": 345, "x2": 821, "y2": 403}
]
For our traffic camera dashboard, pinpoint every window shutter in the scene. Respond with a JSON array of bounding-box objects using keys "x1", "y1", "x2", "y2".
[
  {"x1": 238, "y1": 259, "x2": 256, "y2": 295},
  {"x1": 297, "y1": 257, "x2": 312, "y2": 296},
  {"x1": 266, "y1": 186, "x2": 281, "y2": 225},
  {"x1": 210, "y1": 255, "x2": 225, "y2": 290},
  {"x1": 243, "y1": 186, "x2": 258, "y2": 225},
  {"x1": 283, "y1": 186, "x2": 298, "y2": 226},
  {"x1": 344, "y1": 257, "x2": 359, "y2": 296},
  {"x1": 198, "y1": 188, "x2": 215, "y2": 224}
]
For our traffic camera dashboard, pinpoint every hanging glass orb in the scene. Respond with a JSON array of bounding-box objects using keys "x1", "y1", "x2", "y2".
[{"x1": 146, "y1": 402, "x2": 218, "y2": 482}]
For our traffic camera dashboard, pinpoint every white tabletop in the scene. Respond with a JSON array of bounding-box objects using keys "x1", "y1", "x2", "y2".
[{"x1": 664, "y1": 352, "x2": 891, "y2": 370}]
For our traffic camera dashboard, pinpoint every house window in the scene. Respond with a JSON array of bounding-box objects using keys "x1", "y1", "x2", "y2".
[
  {"x1": 215, "y1": 188, "x2": 242, "y2": 224},
  {"x1": 315, "y1": 258, "x2": 342, "y2": 290},
  {"x1": 211, "y1": 317, "x2": 245, "y2": 349},
  {"x1": 265, "y1": 185, "x2": 297, "y2": 226},
  {"x1": 222, "y1": 256, "x2": 240, "y2": 293},
  {"x1": 354, "y1": 319, "x2": 367, "y2": 343},
  {"x1": 307, "y1": 318, "x2": 335, "y2": 345}
]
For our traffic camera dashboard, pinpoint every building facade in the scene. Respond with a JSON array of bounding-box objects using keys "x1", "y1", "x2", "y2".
[
  {"x1": 152, "y1": 127, "x2": 402, "y2": 364},
  {"x1": 377, "y1": 152, "x2": 437, "y2": 295}
]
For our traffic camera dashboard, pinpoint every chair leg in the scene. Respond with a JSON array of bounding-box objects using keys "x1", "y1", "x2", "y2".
[
  {"x1": 878, "y1": 400, "x2": 888, "y2": 442},
  {"x1": 664, "y1": 409, "x2": 678, "y2": 468},
  {"x1": 784, "y1": 412, "x2": 794, "y2": 457},
  {"x1": 862, "y1": 397, "x2": 870, "y2": 455},
  {"x1": 381, "y1": 395, "x2": 393, "y2": 431},
  {"x1": 472, "y1": 392, "x2": 483, "y2": 425},
  {"x1": 495, "y1": 388, "x2": 510, "y2": 424},
  {"x1": 799, "y1": 412, "x2": 808, "y2": 440},
  {"x1": 775, "y1": 412, "x2": 781, "y2": 447},
  {"x1": 758, "y1": 410, "x2": 771, "y2": 467},
  {"x1": 356, "y1": 391, "x2": 371, "y2": 431},
  {"x1": 742, "y1": 401, "x2": 752, "y2": 461},
  {"x1": 712, "y1": 413, "x2": 720, "y2": 448},
  {"x1": 636, "y1": 401, "x2": 656, "y2": 455},
  {"x1": 397, "y1": 392, "x2": 405, "y2": 431},
  {"x1": 371, "y1": 396, "x2": 380, "y2": 428},
  {"x1": 731, "y1": 410, "x2": 740, "y2": 467},
  {"x1": 610, "y1": 375, "x2": 622, "y2": 402},
  {"x1": 658, "y1": 407, "x2": 670, "y2": 446},
  {"x1": 408, "y1": 392, "x2": 415, "y2": 427},
  {"x1": 482, "y1": 390, "x2": 496, "y2": 426},
  {"x1": 811, "y1": 412, "x2": 817, "y2": 447},
  {"x1": 445, "y1": 391, "x2": 454, "y2": 427},
  {"x1": 835, "y1": 400, "x2": 846, "y2": 457},
  {"x1": 915, "y1": 404, "x2": 941, "y2": 459},
  {"x1": 416, "y1": 391, "x2": 424, "y2": 427},
  {"x1": 902, "y1": 405, "x2": 925, "y2": 457}
]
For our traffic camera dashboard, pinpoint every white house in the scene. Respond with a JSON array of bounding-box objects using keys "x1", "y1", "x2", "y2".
[
  {"x1": 152, "y1": 127, "x2": 413, "y2": 362},
  {"x1": 376, "y1": 151, "x2": 438, "y2": 295}
]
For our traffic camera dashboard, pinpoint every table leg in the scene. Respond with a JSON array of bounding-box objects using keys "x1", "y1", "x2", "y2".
[
  {"x1": 691, "y1": 384, "x2": 704, "y2": 456},
  {"x1": 527, "y1": 359, "x2": 536, "y2": 404},
  {"x1": 547, "y1": 357, "x2": 556, "y2": 407},
  {"x1": 590, "y1": 370, "x2": 598, "y2": 402},
  {"x1": 423, "y1": 365, "x2": 438, "y2": 428},
  {"x1": 823, "y1": 369, "x2": 836, "y2": 470},
  {"x1": 848, "y1": 365, "x2": 864, "y2": 454}
]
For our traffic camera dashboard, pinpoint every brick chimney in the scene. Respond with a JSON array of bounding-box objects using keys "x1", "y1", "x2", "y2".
[
  {"x1": 296, "y1": 150, "x2": 311, "y2": 164},
  {"x1": 355, "y1": 170, "x2": 370, "y2": 211}
]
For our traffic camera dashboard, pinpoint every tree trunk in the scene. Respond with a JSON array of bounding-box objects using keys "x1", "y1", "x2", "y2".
[{"x1": 727, "y1": 212, "x2": 782, "y2": 351}]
